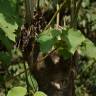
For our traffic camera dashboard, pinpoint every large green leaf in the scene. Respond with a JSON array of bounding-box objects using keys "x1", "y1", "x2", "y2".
[
  {"x1": 37, "y1": 28, "x2": 61, "y2": 53},
  {"x1": 28, "y1": 74, "x2": 38, "y2": 91},
  {"x1": 0, "y1": 0, "x2": 20, "y2": 42},
  {"x1": 62, "y1": 28, "x2": 85, "y2": 54},
  {"x1": 7, "y1": 87, "x2": 27, "y2": 96},
  {"x1": 0, "y1": 14, "x2": 17, "y2": 42},
  {"x1": 34, "y1": 91, "x2": 47, "y2": 96},
  {"x1": 80, "y1": 39, "x2": 96, "y2": 59}
]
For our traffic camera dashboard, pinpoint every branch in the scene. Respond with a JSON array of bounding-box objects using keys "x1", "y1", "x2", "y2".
[
  {"x1": 70, "y1": 0, "x2": 83, "y2": 28},
  {"x1": 37, "y1": 48, "x2": 57, "y2": 63},
  {"x1": 70, "y1": 0, "x2": 77, "y2": 28},
  {"x1": 76, "y1": 0, "x2": 83, "y2": 15},
  {"x1": 7, "y1": 48, "x2": 57, "y2": 82},
  {"x1": 56, "y1": 2, "x2": 60, "y2": 28},
  {"x1": 44, "y1": 1, "x2": 66, "y2": 30},
  {"x1": 24, "y1": 0, "x2": 36, "y2": 24}
]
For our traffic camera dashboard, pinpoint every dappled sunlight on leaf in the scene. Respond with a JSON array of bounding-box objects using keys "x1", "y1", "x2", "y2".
[
  {"x1": 80, "y1": 39, "x2": 96, "y2": 59},
  {"x1": 7, "y1": 87, "x2": 27, "y2": 96},
  {"x1": 37, "y1": 28, "x2": 61, "y2": 53},
  {"x1": 34, "y1": 91, "x2": 47, "y2": 96},
  {"x1": 62, "y1": 28, "x2": 85, "y2": 54}
]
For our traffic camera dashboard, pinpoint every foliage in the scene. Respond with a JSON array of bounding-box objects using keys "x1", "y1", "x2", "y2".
[
  {"x1": 37, "y1": 28, "x2": 61, "y2": 53},
  {"x1": 61, "y1": 28, "x2": 85, "y2": 54},
  {"x1": 7, "y1": 87, "x2": 27, "y2": 96},
  {"x1": 7, "y1": 87, "x2": 47, "y2": 96},
  {"x1": 0, "y1": 0, "x2": 96, "y2": 96},
  {"x1": 34, "y1": 91, "x2": 47, "y2": 96},
  {"x1": 0, "y1": 0, "x2": 20, "y2": 42},
  {"x1": 80, "y1": 39, "x2": 96, "y2": 59}
]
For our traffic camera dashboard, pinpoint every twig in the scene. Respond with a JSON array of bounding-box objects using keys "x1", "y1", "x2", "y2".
[
  {"x1": 70, "y1": 0, "x2": 82, "y2": 28},
  {"x1": 56, "y1": 2, "x2": 60, "y2": 27},
  {"x1": 75, "y1": 0, "x2": 83, "y2": 15},
  {"x1": 37, "y1": 0, "x2": 40, "y2": 10},
  {"x1": 37, "y1": 48, "x2": 57, "y2": 63},
  {"x1": 74, "y1": 0, "x2": 83, "y2": 27},
  {"x1": 70, "y1": 0, "x2": 77, "y2": 28},
  {"x1": 28, "y1": 43, "x2": 37, "y2": 93},
  {"x1": 24, "y1": 0, "x2": 36, "y2": 24},
  {"x1": 7, "y1": 69, "x2": 29, "y2": 82},
  {"x1": 7, "y1": 48, "x2": 57, "y2": 82},
  {"x1": 44, "y1": 1, "x2": 66, "y2": 30}
]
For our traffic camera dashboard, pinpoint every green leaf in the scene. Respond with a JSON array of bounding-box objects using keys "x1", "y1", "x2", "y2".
[
  {"x1": 0, "y1": 0, "x2": 21, "y2": 42},
  {"x1": 80, "y1": 39, "x2": 96, "y2": 59},
  {"x1": 62, "y1": 28, "x2": 85, "y2": 54},
  {"x1": 0, "y1": 13, "x2": 17, "y2": 42},
  {"x1": 37, "y1": 28, "x2": 61, "y2": 53},
  {"x1": 7, "y1": 87, "x2": 27, "y2": 96},
  {"x1": 28, "y1": 74, "x2": 38, "y2": 91},
  {"x1": 34, "y1": 91, "x2": 47, "y2": 96}
]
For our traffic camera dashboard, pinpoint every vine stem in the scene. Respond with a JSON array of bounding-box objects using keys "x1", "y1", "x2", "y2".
[
  {"x1": 56, "y1": 1, "x2": 60, "y2": 28},
  {"x1": 23, "y1": 61, "x2": 30, "y2": 95},
  {"x1": 37, "y1": 0, "x2": 40, "y2": 10},
  {"x1": 68, "y1": 1, "x2": 83, "y2": 96},
  {"x1": 70, "y1": 0, "x2": 83, "y2": 28},
  {"x1": 28, "y1": 42, "x2": 37, "y2": 93},
  {"x1": 70, "y1": 0, "x2": 76, "y2": 28},
  {"x1": 44, "y1": 1, "x2": 66, "y2": 30},
  {"x1": 36, "y1": 48, "x2": 57, "y2": 63},
  {"x1": 74, "y1": 0, "x2": 83, "y2": 27},
  {"x1": 24, "y1": 0, "x2": 36, "y2": 24}
]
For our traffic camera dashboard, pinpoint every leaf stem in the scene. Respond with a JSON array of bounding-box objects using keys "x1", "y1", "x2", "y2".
[
  {"x1": 44, "y1": 1, "x2": 66, "y2": 30},
  {"x1": 56, "y1": 1, "x2": 60, "y2": 28}
]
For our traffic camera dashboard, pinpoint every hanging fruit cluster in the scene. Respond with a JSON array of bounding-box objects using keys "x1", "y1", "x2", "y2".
[{"x1": 17, "y1": 9, "x2": 47, "y2": 52}]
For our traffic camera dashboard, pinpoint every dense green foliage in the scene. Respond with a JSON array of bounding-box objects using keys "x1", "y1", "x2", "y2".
[{"x1": 0, "y1": 0, "x2": 96, "y2": 96}]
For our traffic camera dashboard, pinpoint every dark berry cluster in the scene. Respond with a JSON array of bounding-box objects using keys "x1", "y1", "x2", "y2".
[
  {"x1": 19, "y1": 24, "x2": 31, "y2": 52},
  {"x1": 32, "y1": 9, "x2": 47, "y2": 34},
  {"x1": 18, "y1": 9, "x2": 47, "y2": 52}
]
